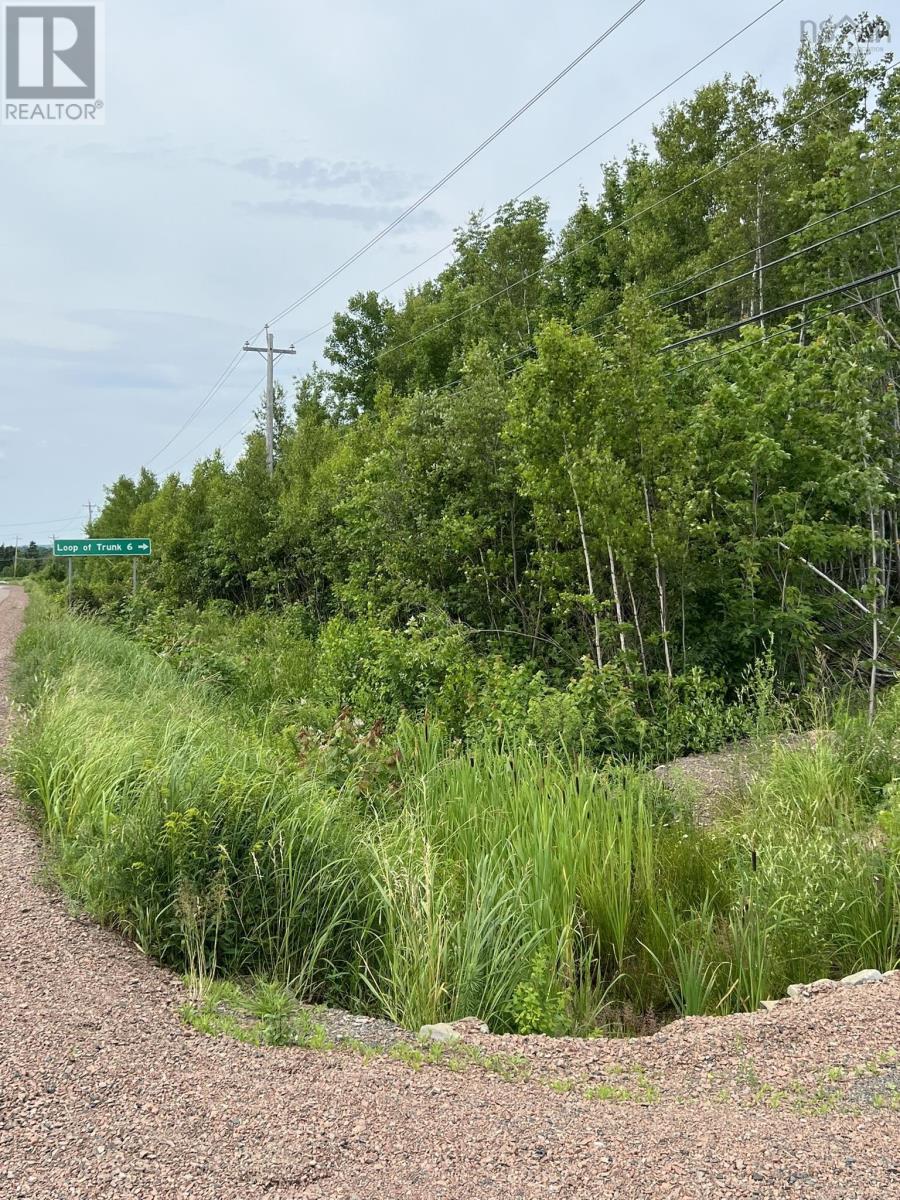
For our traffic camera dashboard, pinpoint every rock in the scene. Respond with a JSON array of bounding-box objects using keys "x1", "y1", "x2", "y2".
[
  {"x1": 787, "y1": 978, "x2": 838, "y2": 999},
  {"x1": 759, "y1": 1000, "x2": 779, "y2": 1012},
  {"x1": 451, "y1": 1017, "x2": 489, "y2": 1036},
  {"x1": 840, "y1": 969, "x2": 883, "y2": 986},
  {"x1": 807, "y1": 978, "x2": 838, "y2": 994},
  {"x1": 418, "y1": 1023, "x2": 461, "y2": 1044},
  {"x1": 882, "y1": 969, "x2": 899, "y2": 980}
]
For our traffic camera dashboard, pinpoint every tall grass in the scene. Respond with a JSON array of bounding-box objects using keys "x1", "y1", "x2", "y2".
[{"x1": 11, "y1": 593, "x2": 900, "y2": 1032}]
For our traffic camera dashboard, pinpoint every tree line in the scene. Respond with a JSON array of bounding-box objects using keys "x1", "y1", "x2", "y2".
[
  {"x1": 0, "y1": 542, "x2": 48, "y2": 578},
  {"x1": 73, "y1": 21, "x2": 899, "y2": 736}
]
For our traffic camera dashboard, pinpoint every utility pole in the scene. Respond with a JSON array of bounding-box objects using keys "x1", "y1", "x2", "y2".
[
  {"x1": 242, "y1": 325, "x2": 296, "y2": 476},
  {"x1": 84, "y1": 501, "x2": 94, "y2": 531},
  {"x1": 12, "y1": 536, "x2": 18, "y2": 579}
]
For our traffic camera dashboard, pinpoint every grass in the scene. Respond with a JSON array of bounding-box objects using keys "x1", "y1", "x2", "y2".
[
  {"x1": 179, "y1": 978, "x2": 334, "y2": 1049},
  {"x1": 10, "y1": 591, "x2": 900, "y2": 1036}
]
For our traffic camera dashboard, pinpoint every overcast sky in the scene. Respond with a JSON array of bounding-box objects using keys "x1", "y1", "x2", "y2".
[{"x1": 1, "y1": 0, "x2": 897, "y2": 540}]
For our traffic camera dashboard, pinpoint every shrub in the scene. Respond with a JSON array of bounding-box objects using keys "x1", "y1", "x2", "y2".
[
  {"x1": 12, "y1": 598, "x2": 899, "y2": 1035},
  {"x1": 313, "y1": 613, "x2": 479, "y2": 730}
]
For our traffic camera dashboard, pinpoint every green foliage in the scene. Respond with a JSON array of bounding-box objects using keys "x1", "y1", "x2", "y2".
[
  {"x1": 15, "y1": 22, "x2": 900, "y2": 1036},
  {"x1": 15, "y1": 600, "x2": 900, "y2": 1036},
  {"x1": 509, "y1": 950, "x2": 570, "y2": 1035},
  {"x1": 61, "y1": 26, "x2": 899, "y2": 729},
  {"x1": 180, "y1": 978, "x2": 333, "y2": 1049},
  {"x1": 313, "y1": 613, "x2": 478, "y2": 730},
  {"x1": 0, "y1": 542, "x2": 49, "y2": 578}
]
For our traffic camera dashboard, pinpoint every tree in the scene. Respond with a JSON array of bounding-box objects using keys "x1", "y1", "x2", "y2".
[{"x1": 324, "y1": 291, "x2": 393, "y2": 419}]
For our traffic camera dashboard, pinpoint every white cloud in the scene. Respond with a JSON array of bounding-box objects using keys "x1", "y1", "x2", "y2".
[
  {"x1": 0, "y1": 0, "x2": 805, "y2": 533},
  {"x1": 237, "y1": 197, "x2": 443, "y2": 230},
  {"x1": 234, "y1": 155, "x2": 422, "y2": 202},
  {"x1": 0, "y1": 303, "x2": 116, "y2": 355}
]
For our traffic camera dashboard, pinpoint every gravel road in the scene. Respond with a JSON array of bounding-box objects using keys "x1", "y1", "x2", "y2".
[{"x1": 1, "y1": 584, "x2": 898, "y2": 1199}]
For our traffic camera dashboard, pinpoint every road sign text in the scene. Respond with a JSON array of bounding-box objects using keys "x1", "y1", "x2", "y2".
[{"x1": 53, "y1": 538, "x2": 152, "y2": 557}]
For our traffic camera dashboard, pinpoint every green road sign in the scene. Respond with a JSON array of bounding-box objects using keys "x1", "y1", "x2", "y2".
[{"x1": 53, "y1": 538, "x2": 152, "y2": 558}]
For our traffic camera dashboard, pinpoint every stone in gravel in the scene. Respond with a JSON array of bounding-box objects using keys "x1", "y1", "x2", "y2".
[
  {"x1": 759, "y1": 1000, "x2": 780, "y2": 1012},
  {"x1": 807, "y1": 979, "x2": 839, "y2": 994},
  {"x1": 419, "y1": 1023, "x2": 461, "y2": 1044},
  {"x1": 451, "y1": 1018, "x2": 490, "y2": 1036},
  {"x1": 787, "y1": 979, "x2": 839, "y2": 999},
  {"x1": 840, "y1": 969, "x2": 882, "y2": 986}
]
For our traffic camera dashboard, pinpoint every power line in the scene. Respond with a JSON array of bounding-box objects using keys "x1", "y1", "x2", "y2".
[
  {"x1": 142, "y1": 0, "x2": 793, "y2": 476},
  {"x1": 648, "y1": 178, "x2": 900, "y2": 303},
  {"x1": 661, "y1": 265, "x2": 900, "y2": 351},
  {"x1": 377, "y1": 65, "x2": 898, "y2": 364},
  {"x1": 261, "y1": 1, "x2": 649, "y2": 333},
  {"x1": 143, "y1": 352, "x2": 245, "y2": 467},
  {"x1": 135, "y1": 6, "x2": 650, "y2": 477},
  {"x1": 0, "y1": 514, "x2": 82, "y2": 529},
  {"x1": 132, "y1": 4, "x2": 882, "y2": 491},
  {"x1": 378, "y1": 2, "x2": 790, "y2": 300},
  {"x1": 661, "y1": 206, "x2": 900, "y2": 311},
  {"x1": 294, "y1": 174, "x2": 898, "y2": 380},
  {"x1": 502, "y1": 183, "x2": 900, "y2": 375},
  {"x1": 431, "y1": 268, "x2": 900, "y2": 406},
  {"x1": 148, "y1": 12, "x2": 886, "y2": 480},
  {"x1": 291, "y1": 157, "x2": 898, "y2": 404},
  {"x1": 190, "y1": 273, "x2": 898, "y2": 475},
  {"x1": 666, "y1": 282, "x2": 900, "y2": 375},
  {"x1": 465, "y1": 271, "x2": 900, "y2": 404},
  {"x1": 243, "y1": 245, "x2": 899, "y2": 477},
  {"x1": 287, "y1": 0, "x2": 790, "y2": 351},
  {"x1": 160, "y1": 374, "x2": 267, "y2": 475}
]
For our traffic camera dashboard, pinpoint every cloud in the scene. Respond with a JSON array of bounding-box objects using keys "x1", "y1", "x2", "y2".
[
  {"x1": 0, "y1": 309, "x2": 243, "y2": 384},
  {"x1": 236, "y1": 197, "x2": 442, "y2": 231},
  {"x1": 66, "y1": 144, "x2": 422, "y2": 206},
  {"x1": 0, "y1": 303, "x2": 117, "y2": 355},
  {"x1": 0, "y1": 424, "x2": 20, "y2": 434},
  {"x1": 234, "y1": 155, "x2": 421, "y2": 202},
  {"x1": 65, "y1": 142, "x2": 181, "y2": 165},
  {"x1": 56, "y1": 366, "x2": 181, "y2": 391}
]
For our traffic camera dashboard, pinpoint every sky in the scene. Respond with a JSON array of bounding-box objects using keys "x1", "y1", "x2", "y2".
[{"x1": 1, "y1": 0, "x2": 897, "y2": 541}]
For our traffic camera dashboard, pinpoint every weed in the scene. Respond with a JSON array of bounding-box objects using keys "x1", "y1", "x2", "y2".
[
  {"x1": 582, "y1": 1078, "x2": 659, "y2": 1103},
  {"x1": 179, "y1": 977, "x2": 333, "y2": 1050},
  {"x1": 12, "y1": 595, "x2": 900, "y2": 1036}
]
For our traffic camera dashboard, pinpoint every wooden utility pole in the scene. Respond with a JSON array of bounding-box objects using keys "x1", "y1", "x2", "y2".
[{"x1": 242, "y1": 326, "x2": 296, "y2": 476}]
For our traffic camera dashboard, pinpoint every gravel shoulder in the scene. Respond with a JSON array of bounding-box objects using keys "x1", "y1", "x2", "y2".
[
  {"x1": 654, "y1": 732, "x2": 821, "y2": 824},
  {"x1": 1, "y1": 584, "x2": 898, "y2": 1200}
]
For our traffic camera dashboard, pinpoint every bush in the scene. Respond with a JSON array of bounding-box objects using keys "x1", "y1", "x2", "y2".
[
  {"x1": 13, "y1": 599, "x2": 899, "y2": 1036},
  {"x1": 313, "y1": 613, "x2": 479, "y2": 730}
]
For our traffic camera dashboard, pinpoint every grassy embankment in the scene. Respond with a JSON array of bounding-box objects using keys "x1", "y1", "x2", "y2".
[{"x1": 11, "y1": 591, "x2": 900, "y2": 1034}]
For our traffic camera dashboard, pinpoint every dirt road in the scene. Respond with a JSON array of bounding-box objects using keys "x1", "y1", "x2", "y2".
[{"x1": 1, "y1": 585, "x2": 898, "y2": 1199}]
